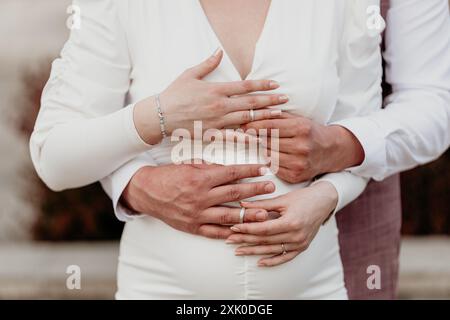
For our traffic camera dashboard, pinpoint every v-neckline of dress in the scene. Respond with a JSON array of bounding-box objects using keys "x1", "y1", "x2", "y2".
[{"x1": 196, "y1": 0, "x2": 275, "y2": 81}]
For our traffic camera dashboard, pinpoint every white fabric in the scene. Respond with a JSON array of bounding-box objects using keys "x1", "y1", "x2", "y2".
[
  {"x1": 30, "y1": 0, "x2": 385, "y2": 299},
  {"x1": 334, "y1": 0, "x2": 450, "y2": 181}
]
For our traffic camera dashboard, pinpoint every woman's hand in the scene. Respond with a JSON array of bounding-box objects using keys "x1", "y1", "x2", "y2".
[
  {"x1": 225, "y1": 181, "x2": 338, "y2": 267},
  {"x1": 134, "y1": 49, "x2": 289, "y2": 144}
]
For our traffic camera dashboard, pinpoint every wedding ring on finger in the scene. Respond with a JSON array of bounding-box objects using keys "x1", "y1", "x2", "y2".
[
  {"x1": 249, "y1": 109, "x2": 255, "y2": 122},
  {"x1": 239, "y1": 207, "x2": 246, "y2": 224},
  {"x1": 281, "y1": 243, "x2": 287, "y2": 255}
]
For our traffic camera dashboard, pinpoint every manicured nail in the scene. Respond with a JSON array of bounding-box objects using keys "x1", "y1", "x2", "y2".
[
  {"x1": 279, "y1": 95, "x2": 289, "y2": 102},
  {"x1": 258, "y1": 261, "x2": 267, "y2": 267},
  {"x1": 225, "y1": 239, "x2": 235, "y2": 244},
  {"x1": 212, "y1": 47, "x2": 222, "y2": 57},
  {"x1": 270, "y1": 110, "x2": 282, "y2": 117},
  {"x1": 269, "y1": 81, "x2": 280, "y2": 89},
  {"x1": 230, "y1": 226, "x2": 240, "y2": 233},
  {"x1": 235, "y1": 250, "x2": 244, "y2": 256},
  {"x1": 259, "y1": 167, "x2": 270, "y2": 176},
  {"x1": 265, "y1": 182, "x2": 275, "y2": 193}
]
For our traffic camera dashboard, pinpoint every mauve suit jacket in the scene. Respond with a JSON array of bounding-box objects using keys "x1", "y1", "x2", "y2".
[{"x1": 337, "y1": 0, "x2": 402, "y2": 300}]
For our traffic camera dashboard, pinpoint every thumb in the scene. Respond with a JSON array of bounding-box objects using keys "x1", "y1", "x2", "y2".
[{"x1": 189, "y1": 48, "x2": 223, "y2": 79}]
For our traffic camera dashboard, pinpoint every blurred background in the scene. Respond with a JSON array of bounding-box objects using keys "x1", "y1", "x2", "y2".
[{"x1": 0, "y1": 0, "x2": 449, "y2": 299}]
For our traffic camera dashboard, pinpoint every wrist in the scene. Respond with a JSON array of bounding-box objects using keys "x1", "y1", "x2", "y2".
[
  {"x1": 120, "y1": 166, "x2": 156, "y2": 214},
  {"x1": 310, "y1": 181, "x2": 338, "y2": 223},
  {"x1": 326, "y1": 125, "x2": 365, "y2": 172},
  {"x1": 133, "y1": 97, "x2": 165, "y2": 145}
]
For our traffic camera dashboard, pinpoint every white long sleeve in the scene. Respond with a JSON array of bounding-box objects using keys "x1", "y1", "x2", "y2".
[
  {"x1": 315, "y1": 0, "x2": 385, "y2": 212},
  {"x1": 30, "y1": 0, "x2": 152, "y2": 191},
  {"x1": 334, "y1": 0, "x2": 450, "y2": 181}
]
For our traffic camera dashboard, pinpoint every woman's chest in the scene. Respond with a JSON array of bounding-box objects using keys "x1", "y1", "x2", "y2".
[{"x1": 126, "y1": 0, "x2": 347, "y2": 124}]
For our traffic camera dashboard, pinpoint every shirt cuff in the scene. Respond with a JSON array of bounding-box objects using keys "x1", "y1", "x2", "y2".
[
  {"x1": 108, "y1": 157, "x2": 157, "y2": 222},
  {"x1": 311, "y1": 171, "x2": 368, "y2": 218},
  {"x1": 331, "y1": 117, "x2": 387, "y2": 180}
]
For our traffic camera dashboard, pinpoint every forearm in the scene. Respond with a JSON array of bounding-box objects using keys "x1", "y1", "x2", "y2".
[
  {"x1": 31, "y1": 104, "x2": 151, "y2": 191},
  {"x1": 335, "y1": 88, "x2": 450, "y2": 180},
  {"x1": 335, "y1": 0, "x2": 450, "y2": 180}
]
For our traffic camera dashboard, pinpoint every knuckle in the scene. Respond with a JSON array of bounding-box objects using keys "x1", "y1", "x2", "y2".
[
  {"x1": 303, "y1": 145, "x2": 313, "y2": 156},
  {"x1": 219, "y1": 212, "x2": 233, "y2": 225},
  {"x1": 286, "y1": 171, "x2": 297, "y2": 183},
  {"x1": 299, "y1": 160, "x2": 310, "y2": 171},
  {"x1": 183, "y1": 67, "x2": 195, "y2": 77},
  {"x1": 263, "y1": 110, "x2": 273, "y2": 119},
  {"x1": 259, "y1": 226, "x2": 270, "y2": 236},
  {"x1": 291, "y1": 161, "x2": 304, "y2": 172},
  {"x1": 241, "y1": 111, "x2": 251, "y2": 122},
  {"x1": 187, "y1": 223, "x2": 200, "y2": 235},
  {"x1": 227, "y1": 167, "x2": 240, "y2": 181},
  {"x1": 293, "y1": 233, "x2": 304, "y2": 243},
  {"x1": 300, "y1": 123, "x2": 313, "y2": 136},
  {"x1": 187, "y1": 175, "x2": 202, "y2": 188},
  {"x1": 242, "y1": 81, "x2": 254, "y2": 92},
  {"x1": 210, "y1": 100, "x2": 224, "y2": 112},
  {"x1": 209, "y1": 85, "x2": 223, "y2": 96},
  {"x1": 213, "y1": 230, "x2": 223, "y2": 240},
  {"x1": 247, "y1": 96, "x2": 258, "y2": 106},
  {"x1": 228, "y1": 186, "x2": 241, "y2": 201},
  {"x1": 287, "y1": 219, "x2": 301, "y2": 230}
]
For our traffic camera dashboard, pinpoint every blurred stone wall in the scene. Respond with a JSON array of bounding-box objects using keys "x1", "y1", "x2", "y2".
[{"x1": 0, "y1": 0, "x2": 71, "y2": 241}]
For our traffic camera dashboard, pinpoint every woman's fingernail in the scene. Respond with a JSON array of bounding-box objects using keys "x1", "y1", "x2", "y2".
[
  {"x1": 212, "y1": 47, "x2": 222, "y2": 57},
  {"x1": 279, "y1": 95, "x2": 289, "y2": 102},
  {"x1": 258, "y1": 261, "x2": 267, "y2": 267},
  {"x1": 235, "y1": 251, "x2": 245, "y2": 256},
  {"x1": 269, "y1": 81, "x2": 280, "y2": 89},
  {"x1": 230, "y1": 226, "x2": 240, "y2": 233},
  {"x1": 225, "y1": 239, "x2": 235, "y2": 244},
  {"x1": 265, "y1": 182, "x2": 275, "y2": 193},
  {"x1": 259, "y1": 167, "x2": 270, "y2": 176},
  {"x1": 270, "y1": 110, "x2": 282, "y2": 117}
]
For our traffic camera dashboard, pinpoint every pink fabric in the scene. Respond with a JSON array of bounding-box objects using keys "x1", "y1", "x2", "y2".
[
  {"x1": 337, "y1": 175, "x2": 402, "y2": 299},
  {"x1": 337, "y1": 0, "x2": 402, "y2": 300}
]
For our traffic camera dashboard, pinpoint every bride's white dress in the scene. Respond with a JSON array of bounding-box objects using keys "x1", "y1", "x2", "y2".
[{"x1": 30, "y1": 0, "x2": 383, "y2": 299}]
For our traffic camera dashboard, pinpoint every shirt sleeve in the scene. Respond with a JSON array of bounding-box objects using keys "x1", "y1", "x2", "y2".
[
  {"x1": 315, "y1": 0, "x2": 384, "y2": 213},
  {"x1": 100, "y1": 152, "x2": 157, "y2": 222},
  {"x1": 29, "y1": 0, "x2": 152, "y2": 192},
  {"x1": 333, "y1": 0, "x2": 450, "y2": 181}
]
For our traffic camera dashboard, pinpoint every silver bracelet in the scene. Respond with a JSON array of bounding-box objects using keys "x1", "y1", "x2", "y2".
[{"x1": 155, "y1": 94, "x2": 167, "y2": 139}]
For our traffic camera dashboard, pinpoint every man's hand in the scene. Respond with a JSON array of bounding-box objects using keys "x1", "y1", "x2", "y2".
[
  {"x1": 121, "y1": 163, "x2": 275, "y2": 239},
  {"x1": 242, "y1": 113, "x2": 365, "y2": 183}
]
